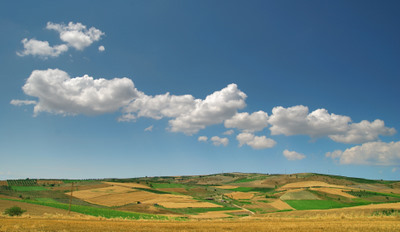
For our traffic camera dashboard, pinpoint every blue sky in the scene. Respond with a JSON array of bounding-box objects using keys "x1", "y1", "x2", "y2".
[{"x1": 1, "y1": 0, "x2": 399, "y2": 180}]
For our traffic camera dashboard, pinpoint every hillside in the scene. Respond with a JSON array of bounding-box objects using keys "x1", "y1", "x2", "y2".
[{"x1": 1, "y1": 173, "x2": 400, "y2": 219}]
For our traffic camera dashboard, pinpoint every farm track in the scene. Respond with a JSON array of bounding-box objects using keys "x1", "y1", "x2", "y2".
[{"x1": 1, "y1": 217, "x2": 400, "y2": 231}]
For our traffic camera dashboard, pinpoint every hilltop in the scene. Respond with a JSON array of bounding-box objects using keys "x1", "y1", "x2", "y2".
[{"x1": 1, "y1": 173, "x2": 400, "y2": 219}]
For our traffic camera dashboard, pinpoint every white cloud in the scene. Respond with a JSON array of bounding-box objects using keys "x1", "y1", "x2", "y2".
[
  {"x1": 329, "y1": 119, "x2": 396, "y2": 144},
  {"x1": 236, "y1": 132, "x2": 276, "y2": 149},
  {"x1": 283, "y1": 149, "x2": 306, "y2": 161},
  {"x1": 17, "y1": 38, "x2": 68, "y2": 58},
  {"x1": 223, "y1": 129, "x2": 234, "y2": 135},
  {"x1": 47, "y1": 22, "x2": 105, "y2": 50},
  {"x1": 269, "y1": 105, "x2": 350, "y2": 137},
  {"x1": 144, "y1": 125, "x2": 153, "y2": 132},
  {"x1": 326, "y1": 141, "x2": 400, "y2": 166},
  {"x1": 268, "y1": 105, "x2": 395, "y2": 144},
  {"x1": 211, "y1": 136, "x2": 229, "y2": 146},
  {"x1": 198, "y1": 136, "x2": 208, "y2": 142},
  {"x1": 224, "y1": 110, "x2": 269, "y2": 132},
  {"x1": 98, "y1": 45, "x2": 105, "y2": 52},
  {"x1": 120, "y1": 92, "x2": 196, "y2": 121},
  {"x1": 10, "y1": 99, "x2": 37, "y2": 106},
  {"x1": 169, "y1": 84, "x2": 247, "y2": 135},
  {"x1": 20, "y1": 69, "x2": 139, "y2": 116}
]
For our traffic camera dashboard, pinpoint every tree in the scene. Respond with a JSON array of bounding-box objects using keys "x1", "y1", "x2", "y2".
[{"x1": 4, "y1": 206, "x2": 26, "y2": 216}]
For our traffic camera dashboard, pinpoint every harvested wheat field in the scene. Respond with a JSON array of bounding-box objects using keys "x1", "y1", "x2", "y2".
[
  {"x1": 268, "y1": 199, "x2": 294, "y2": 210},
  {"x1": 310, "y1": 187, "x2": 357, "y2": 198},
  {"x1": 69, "y1": 185, "x2": 135, "y2": 201},
  {"x1": 224, "y1": 191, "x2": 254, "y2": 200},
  {"x1": 103, "y1": 182, "x2": 151, "y2": 189},
  {"x1": 279, "y1": 181, "x2": 349, "y2": 190},
  {"x1": 1, "y1": 217, "x2": 400, "y2": 232}
]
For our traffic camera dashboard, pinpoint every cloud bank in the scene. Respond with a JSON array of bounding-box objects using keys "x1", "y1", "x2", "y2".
[
  {"x1": 326, "y1": 141, "x2": 400, "y2": 166},
  {"x1": 12, "y1": 69, "x2": 396, "y2": 153}
]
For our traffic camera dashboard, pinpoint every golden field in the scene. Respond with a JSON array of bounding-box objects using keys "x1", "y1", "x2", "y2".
[{"x1": 1, "y1": 217, "x2": 400, "y2": 232}]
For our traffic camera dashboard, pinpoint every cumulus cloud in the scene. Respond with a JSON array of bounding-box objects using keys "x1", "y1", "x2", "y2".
[
  {"x1": 144, "y1": 125, "x2": 153, "y2": 132},
  {"x1": 10, "y1": 99, "x2": 37, "y2": 106},
  {"x1": 17, "y1": 38, "x2": 68, "y2": 58},
  {"x1": 236, "y1": 132, "x2": 276, "y2": 149},
  {"x1": 224, "y1": 110, "x2": 269, "y2": 132},
  {"x1": 19, "y1": 69, "x2": 139, "y2": 116},
  {"x1": 17, "y1": 22, "x2": 104, "y2": 58},
  {"x1": 211, "y1": 136, "x2": 229, "y2": 146},
  {"x1": 168, "y1": 84, "x2": 247, "y2": 135},
  {"x1": 198, "y1": 136, "x2": 208, "y2": 142},
  {"x1": 223, "y1": 130, "x2": 234, "y2": 135},
  {"x1": 120, "y1": 92, "x2": 196, "y2": 121},
  {"x1": 283, "y1": 149, "x2": 306, "y2": 161},
  {"x1": 47, "y1": 22, "x2": 105, "y2": 50},
  {"x1": 326, "y1": 141, "x2": 400, "y2": 166},
  {"x1": 329, "y1": 120, "x2": 396, "y2": 144},
  {"x1": 268, "y1": 105, "x2": 395, "y2": 144}
]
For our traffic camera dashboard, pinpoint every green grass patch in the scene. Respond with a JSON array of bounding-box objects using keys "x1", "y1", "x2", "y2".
[
  {"x1": 133, "y1": 187, "x2": 169, "y2": 194},
  {"x1": 346, "y1": 190, "x2": 400, "y2": 199},
  {"x1": 11, "y1": 186, "x2": 48, "y2": 191},
  {"x1": 4, "y1": 198, "x2": 172, "y2": 220},
  {"x1": 230, "y1": 178, "x2": 256, "y2": 183},
  {"x1": 35, "y1": 198, "x2": 59, "y2": 203},
  {"x1": 285, "y1": 200, "x2": 364, "y2": 210}
]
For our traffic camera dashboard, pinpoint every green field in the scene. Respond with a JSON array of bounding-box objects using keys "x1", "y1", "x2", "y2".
[
  {"x1": 4, "y1": 198, "x2": 173, "y2": 220},
  {"x1": 10, "y1": 186, "x2": 48, "y2": 191},
  {"x1": 285, "y1": 200, "x2": 355, "y2": 210}
]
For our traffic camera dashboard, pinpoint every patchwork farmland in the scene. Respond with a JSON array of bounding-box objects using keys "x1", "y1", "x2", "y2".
[{"x1": 1, "y1": 173, "x2": 400, "y2": 231}]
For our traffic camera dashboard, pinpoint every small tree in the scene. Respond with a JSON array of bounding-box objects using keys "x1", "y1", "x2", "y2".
[{"x1": 4, "y1": 206, "x2": 26, "y2": 216}]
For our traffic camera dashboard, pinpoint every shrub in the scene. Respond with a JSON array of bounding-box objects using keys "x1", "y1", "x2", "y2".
[{"x1": 4, "y1": 206, "x2": 26, "y2": 216}]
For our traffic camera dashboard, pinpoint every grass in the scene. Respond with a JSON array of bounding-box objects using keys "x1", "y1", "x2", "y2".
[
  {"x1": 151, "y1": 183, "x2": 189, "y2": 189},
  {"x1": 11, "y1": 186, "x2": 48, "y2": 191},
  {"x1": 35, "y1": 198, "x2": 59, "y2": 203},
  {"x1": 4, "y1": 198, "x2": 173, "y2": 220},
  {"x1": 158, "y1": 205, "x2": 240, "y2": 215},
  {"x1": 229, "y1": 178, "x2": 257, "y2": 183},
  {"x1": 230, "y1": 187, "x2": 274, "y2": 193},
  {"x1": 346, "y1": 190, "x2": 400, "y2": 199},
  {"x1": 284, "y1": 200, "x2": 364, "y2": 210},
  {"x1": 133, "y1": 187, "x2": 169, "y2": 194}
]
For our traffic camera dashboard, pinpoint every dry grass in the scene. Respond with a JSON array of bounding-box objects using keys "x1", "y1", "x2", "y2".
[
  {"x1": 268, "y1": 199, "x2": 294, "y2": 210},
  {"x1": 0, "y1": 181, "x2": 8, "y2": 186},
  {"x1": 279, "y1": 181, "x2": 349, "y2": 190},
  {"x1": 73, "y1": 187, "x2": 222, "y2": 208},
  {"x1": 69, "y1": 185, "x2": 135, "y2": 201},
  {"x1": 52, "y1": 183, "x2": 111, "y2": 191},
  {"x1": 189, "y1": 210, "x2": 246, "y2": 219},
  {"x1": 36, "y1": 180, "x2": 63, "y2": 185},
  {"x1": 224, "y1": 192, "x2": 254, "y2": 200},
  {"x1": 1, "y1": 217, "x2": 400, "y2": 231},
  {"x1": 103, "y1": 182, "x2": 151, "y2": 189},
  {"x1": 157, "y1": 202, "x2": 222, "y2": 209},
  {"x1": 0, "y1": 199, "x2": 83, "y2": 217},
  {"x1": 215, "y1": 185, "x2": 239, "y2": 189},
  {"x1": 310, "y1": 187, "x2": 357, "y2": 198}
]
